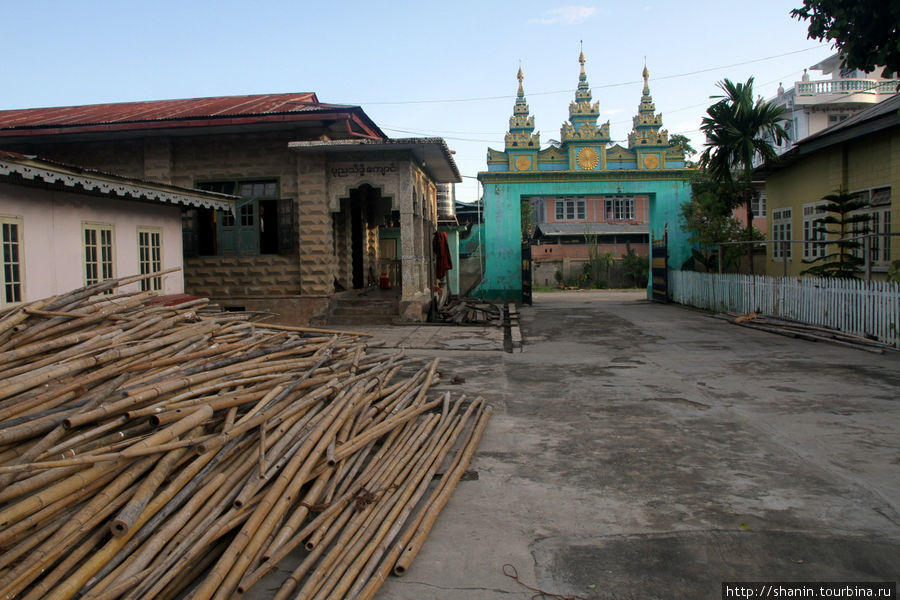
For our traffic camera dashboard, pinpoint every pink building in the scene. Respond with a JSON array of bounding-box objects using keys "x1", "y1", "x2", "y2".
[{"x1": 528, "y1": 193, "x2": 650, "y2": 287}]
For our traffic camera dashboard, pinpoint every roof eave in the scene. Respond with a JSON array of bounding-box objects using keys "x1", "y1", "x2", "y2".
[
  {"x1": 0, "y1": 107, "x2": 386, "y2": 141},
  {"x1": 288, "y1": 138, "x2": 462, "y2": 183},
  {"x1": 756, "y1": 110, "x2": 900, "y2": 178},
  {"x1": 0, "y1": 155, "x2": 236, "y2": 211}
]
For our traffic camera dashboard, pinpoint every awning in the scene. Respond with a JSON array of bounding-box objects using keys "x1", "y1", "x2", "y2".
[
  {"x1": 0, "y1": 151, "x2": 235, "y2": 211},
  {"x1": 536, "y1": 222, "x2": 649, "y2": 237}
]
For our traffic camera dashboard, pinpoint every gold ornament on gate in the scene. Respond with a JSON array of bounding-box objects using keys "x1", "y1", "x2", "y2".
[
  {"x1": 642, "y1": 153, "x2": 659, "y2": 169},
  {"x1": 577, "y1": 147, "x2": 599, "y2": 170}
]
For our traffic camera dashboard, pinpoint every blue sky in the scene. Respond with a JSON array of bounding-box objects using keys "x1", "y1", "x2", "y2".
[{"x1": 3, "y1": 1, "x2": 831, "y2": 202}]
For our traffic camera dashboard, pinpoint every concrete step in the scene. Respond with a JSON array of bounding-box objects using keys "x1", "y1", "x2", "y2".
[{"x1": 325, "y1": 289, "x2": 401, "y2": 325}]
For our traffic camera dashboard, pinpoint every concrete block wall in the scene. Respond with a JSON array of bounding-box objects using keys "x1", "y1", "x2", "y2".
[
  {"x1": 333, "y1": 207, "x2": 351, "y2": 289},
  {"x1": 184, "y1": 254, "x2": 300, "y2": 297},
  {"x1": 7, "y1": 139, "x2": 146, "y2": 180},
  {"x1": 297, "y1": 154, "x2": 333, "y2": 296}
]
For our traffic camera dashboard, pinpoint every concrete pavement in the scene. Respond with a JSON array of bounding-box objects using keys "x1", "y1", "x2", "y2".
[{"x1": 366, "y1": 290, "x2": 900, "y2": 599}]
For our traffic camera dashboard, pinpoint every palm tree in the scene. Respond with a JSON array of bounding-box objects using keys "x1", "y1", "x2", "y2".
[{"x1": 698, "y1": 77, "x2": 788, "y2": 271}]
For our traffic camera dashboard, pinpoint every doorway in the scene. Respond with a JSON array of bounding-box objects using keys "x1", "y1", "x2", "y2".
[{"x1": 350, "y1": 194, "x2": 364, "y2": 288}]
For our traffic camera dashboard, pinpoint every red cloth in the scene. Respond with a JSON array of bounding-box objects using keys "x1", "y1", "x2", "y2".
[{"x1": 433, "y1": 231, "x2": 452, "y2": 280}]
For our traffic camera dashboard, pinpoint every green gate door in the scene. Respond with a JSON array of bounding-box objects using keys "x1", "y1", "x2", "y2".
[{"x1": 651, "y1": 229, "x2": 668, "y2": 303}]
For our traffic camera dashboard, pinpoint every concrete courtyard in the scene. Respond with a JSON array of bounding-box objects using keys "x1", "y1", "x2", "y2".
[{"x1": 367, "y1": 290, "x2": 900, "y2": 599}]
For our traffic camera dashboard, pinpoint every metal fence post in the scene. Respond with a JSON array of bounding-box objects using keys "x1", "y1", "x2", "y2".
[
  {"x1": 782, "y1": 241, "x2": 787, "y2": 278},
  {"x1": 864, "y1": 235, "x2": 871, "y2": 281}
]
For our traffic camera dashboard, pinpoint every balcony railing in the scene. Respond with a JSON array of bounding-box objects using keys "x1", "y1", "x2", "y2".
[{"x1": 796, "y1": 78, "x2": 899, "y2": 97}]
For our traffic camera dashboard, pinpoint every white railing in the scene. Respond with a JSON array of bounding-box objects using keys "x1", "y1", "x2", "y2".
[
  {"x1": 796, "y1": 78, "x2": 899, "y2": 97},
  {"x1": 669, "y1": 271, "x2": 900, "y2": 348}
]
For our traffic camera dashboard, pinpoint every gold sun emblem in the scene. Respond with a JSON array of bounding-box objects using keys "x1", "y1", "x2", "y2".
[
  {"x1": 577, "y1": 147, "x2": 600, "y2": 170},
  {"x1": 515, "y1": 156, "x2": 532, "y2": 171},
  {"x1": 642, "y1": 153, "x2": 659, "y2": 169}
]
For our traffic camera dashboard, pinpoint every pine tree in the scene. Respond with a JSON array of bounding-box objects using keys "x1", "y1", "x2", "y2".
[{"x1": 802, "y1": 189, "x2": 871, "y2": 278}]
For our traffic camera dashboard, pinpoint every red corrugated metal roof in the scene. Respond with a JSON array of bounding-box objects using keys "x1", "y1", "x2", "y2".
[{"x1": 0, "y1": 93, "x2": 386, "y2": 139}]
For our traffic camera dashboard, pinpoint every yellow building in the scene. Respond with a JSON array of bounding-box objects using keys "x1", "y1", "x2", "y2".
[{"x1": 758, "y1": 94, "x2": 898, "y2": 279}]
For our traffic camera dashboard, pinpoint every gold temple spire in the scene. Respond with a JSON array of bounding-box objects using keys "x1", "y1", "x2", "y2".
[
  {"x1": 579, "y1": 40, "x2": 586, "y2": 76},
  {"x1": 642, "y1": 60, "x2": 650, "y2": 95}
]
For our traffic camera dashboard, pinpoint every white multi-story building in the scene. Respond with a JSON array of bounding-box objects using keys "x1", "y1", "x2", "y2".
[{"x1": 770, "y1": 53, "x2": 899, "y2": 155}]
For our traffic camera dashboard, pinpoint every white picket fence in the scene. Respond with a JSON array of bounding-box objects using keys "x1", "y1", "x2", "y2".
[{"x1": 669, "y1": 270, "x2": 900, "y2": 348}]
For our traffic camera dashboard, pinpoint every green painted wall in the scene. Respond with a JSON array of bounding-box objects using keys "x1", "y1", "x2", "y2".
[{"x1": 472, "y1": 174, "x2": 692, "y2": 302}]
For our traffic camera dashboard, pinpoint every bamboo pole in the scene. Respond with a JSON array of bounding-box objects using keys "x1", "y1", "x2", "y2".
[
  {"x1": 269, "y1": 502, "x2": 357, "y2": 600},
  {"x1": 0, "y1": 466, "x2": 123, "y2": 570},
  {"x1": 202, "y1": 383, "x2": 366, "y2": 600},
  {"x1": 110, "y1": 442, "x2": 191, "y2": 537},
  {"x1": 21, "y1": 521, "x2": 110, "y2": 600},
  {"x1": 80, "y1": 442, "x2": 232, "y2": 596},
  {"x1": 392, "y1": 403, "x2": 492, "y2": 577},
  {"x1": 0, "y1": 459, "x2": 124, "y2": 527},
  {"x1": 256, "y1": 323, "x2": 374, "y2": 337},
  {"x1": 0, "y1": 278, "x2": 492, "y2": 600},
  {"x1": 313, "y1": 416, "x2": 445, "y2": 600},
  {"x1": 263, "y1": 465, "x2": 333, "y2": 559},
  {"x1": 0, "y1": 456, "x2": 155, "y2": 598},
  {"x1": 47, "y1": 470, "x2": 228, "y2": 600},
  {"x1": 350, "y1": 401, "x2": 479, "y2": 600},
  {"x1": 257, "y1": 412, "x2": 430, "y2": 582},
  {"x1": 119, "y1": 455, "x2": 264, "y2": 600},
  {"x1": 287, "y1": 415, "x2": 438, "y2": 600}
]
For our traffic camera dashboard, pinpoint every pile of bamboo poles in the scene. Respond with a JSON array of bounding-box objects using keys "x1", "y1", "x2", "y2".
[
  {"x1": 0, "y1": 271, "x2": 490, "y2": 600},
  {"x1": 724, "y1": 312, "x2": 894, "y2": 354},
  {"x1": 436, "y1": 299, "x2": 505, "y2": 326}
]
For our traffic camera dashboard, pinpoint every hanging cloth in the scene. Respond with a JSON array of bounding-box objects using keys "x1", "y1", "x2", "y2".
[{"x1": 433, "y1": 231, "x2": 453, "y2": 281}]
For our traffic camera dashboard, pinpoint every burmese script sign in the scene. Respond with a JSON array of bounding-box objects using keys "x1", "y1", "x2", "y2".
[{"x1": 330, "y1": 163, "x2": 398, "y2": 178}]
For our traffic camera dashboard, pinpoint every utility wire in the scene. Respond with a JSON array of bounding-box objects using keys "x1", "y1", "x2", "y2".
[{"x1": 352, "y1": 47, "x2": 822, "y2": 106}]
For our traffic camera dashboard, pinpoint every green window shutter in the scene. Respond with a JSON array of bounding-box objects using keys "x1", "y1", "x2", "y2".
[
  {"x1": 278, "y1": 197, "x2": 294, "y2": 254},
  {"x1": 182, "y1": 209, "x2": 199, "y2": 257}
]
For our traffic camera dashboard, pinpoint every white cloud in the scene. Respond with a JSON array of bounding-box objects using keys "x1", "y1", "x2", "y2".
[{"x1": 529, "y1": 6, "x2": 598, "y2": 25}]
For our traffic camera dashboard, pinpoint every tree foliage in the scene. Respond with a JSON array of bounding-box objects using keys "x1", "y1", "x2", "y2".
[
  {"x1": 668, "y1": 134, "x2": 697, "y2": 165},
  {"x1": 801, "y1": 189, "x2": 871, "y2": 278},
  {"x1": 621, "y1": 244, "x2": 649, "y2": 287},
  {"x1": 697, "y1": 77, "x2": 787, "y2": 273},
  {"x1": 698, "y1": 78, "x2": 788, "y2": 189},
  {"x1": 680, "y1": 175, "x2": 762, "y2": 271},
  {"x1": 791, "y1": 0, "x2": 900, "y2": 77},
  {"x1": 521, "y1": 199, "x2": 535, "y2": 243}
]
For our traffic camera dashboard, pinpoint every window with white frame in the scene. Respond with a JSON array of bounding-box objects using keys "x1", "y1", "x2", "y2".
[
  {"x1": 751, "y1": 189, "x2": 767, "y2": 218},
  {"x1": 772, "y1": 208, "x2": 792, "y2": 259},
  {"x1": 138, "y1": 227, "x2": 163, "y2": 292},
  {"x1": 850, "y1": 187, "x2": 892, "y2": 267},
  {"x1": 802, "y1": 203, "x2": 827, "y2": 260},
  {"x1": 605, "y1": 195, "x2": 635, "y2": 221},
  {"x1": 83, "y1": 222, "x2": 115, "y2": 286},
  {"x1": 1, "y1": 216, "x2": 23, "y2": 306},
  {"x1": 555, "y1": 197, "x2": 586, "y2": 221}
]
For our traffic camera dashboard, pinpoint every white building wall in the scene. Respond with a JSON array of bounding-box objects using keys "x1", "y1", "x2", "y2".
[{"x1": 0, "y1": 183, "x2": 185, "y2": 302}]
